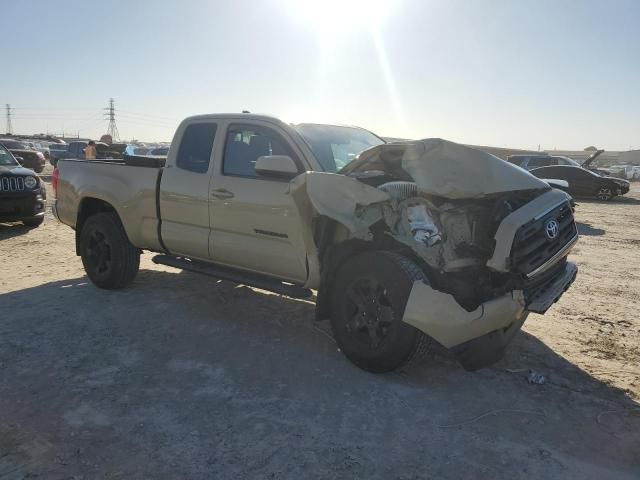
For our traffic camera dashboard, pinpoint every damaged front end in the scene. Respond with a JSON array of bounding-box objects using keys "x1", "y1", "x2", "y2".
[{"x1": 291, "y1": 139, "x2": 578, "y2": 370}]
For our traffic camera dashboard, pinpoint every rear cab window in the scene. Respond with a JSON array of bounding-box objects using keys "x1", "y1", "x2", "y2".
[{"x1": 176, "y1": 123, "x2": 218, "y2": 173}]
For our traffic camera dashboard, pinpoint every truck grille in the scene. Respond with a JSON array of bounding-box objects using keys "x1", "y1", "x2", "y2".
[
  {"x1": 510, "y1": 201, "x2": 577, "y2": 276},
  {"x1": 0, "y1": 176, "x2": 25, "y2": 192}
]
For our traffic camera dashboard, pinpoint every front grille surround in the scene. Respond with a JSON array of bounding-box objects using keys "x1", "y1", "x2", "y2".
[
  {"x1": 0, "y1": 176, "x2": 25, "y2": 192},
  {"x1": 510, "y1": 201, "x2": 577, "y2": 276}
]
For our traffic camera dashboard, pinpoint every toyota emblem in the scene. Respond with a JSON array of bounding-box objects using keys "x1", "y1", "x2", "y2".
[{"x1": 545, "y1": 219, "x2": 560, "y2": 240}]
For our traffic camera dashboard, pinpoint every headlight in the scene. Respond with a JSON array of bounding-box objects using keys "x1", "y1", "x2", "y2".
[{"x1": 24, "y1": 176, "x2": 38, "y2": 189}]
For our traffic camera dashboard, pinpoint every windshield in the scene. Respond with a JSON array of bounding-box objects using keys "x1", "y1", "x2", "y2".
[
  {"x1": 554, "y1": 156, "x2": 581, "y2": 167},
  {"x1": 293, "y1": 124, "x2": 385, "y2": 172},
  {"x1": 0, "y1": 144, "x2": 18, "y2": 166}
]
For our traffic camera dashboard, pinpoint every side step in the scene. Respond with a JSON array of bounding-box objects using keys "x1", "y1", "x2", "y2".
[{"x1": 152, "y1": 255, "x2": 313, "y2": 299}]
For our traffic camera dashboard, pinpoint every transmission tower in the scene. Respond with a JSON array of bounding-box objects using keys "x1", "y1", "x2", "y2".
[
  {"x1": 104, "y1": 98, "x2": 120, "y2": 141},
  {"x1": 5, "y1": 104, "x2": 13, "y2": 135}
]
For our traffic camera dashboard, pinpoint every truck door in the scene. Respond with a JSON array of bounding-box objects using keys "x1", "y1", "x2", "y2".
[
  {"x1": 208, "y1": 121, "x2": 309, "y2": 284},
  {"x1": 159, "y1": 122, "x2": 218, "y2": 259}
]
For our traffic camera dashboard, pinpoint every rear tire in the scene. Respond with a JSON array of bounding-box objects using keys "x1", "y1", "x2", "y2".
[
  {"x1": 79, "y1": 212, "x2": 140, "y2": 289},
  {"x1": 329, "y1": 251, "x2": 430, "y2": 373}
]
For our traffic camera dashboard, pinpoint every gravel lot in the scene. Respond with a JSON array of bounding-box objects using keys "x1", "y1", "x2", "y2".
[{"x1": 1, "y1": 166, "x2": 639, "y2": 479}]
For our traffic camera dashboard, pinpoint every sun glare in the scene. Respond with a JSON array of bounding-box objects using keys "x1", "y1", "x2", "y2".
[{"x1": 279, "y1": 0, "x2": 395, "y2": 34}]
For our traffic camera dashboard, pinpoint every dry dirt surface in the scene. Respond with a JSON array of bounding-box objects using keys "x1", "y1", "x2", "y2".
[{"x1": 1, "y1": 166, "x2": 639, "y2": 479}]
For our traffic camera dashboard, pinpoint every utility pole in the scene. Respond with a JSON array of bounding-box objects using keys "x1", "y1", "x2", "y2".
[
  {"x1": 5, "y1": 104, "x2": 13, "y2": 135},
  {"x1": 104, "y1": 98, "x2": 120, "y2": 141}
]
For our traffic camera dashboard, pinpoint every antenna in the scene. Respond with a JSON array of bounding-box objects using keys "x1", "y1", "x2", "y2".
[
  {"x1": 104, "y1": 98, "x2": 120, "y2": 141},
  {"x1": 5, "y1": 104, "x2": 13, "y2": 135}
]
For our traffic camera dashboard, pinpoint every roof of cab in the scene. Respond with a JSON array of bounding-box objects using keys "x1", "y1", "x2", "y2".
[{"x1": 182, "y1": 113, "x2": 286, "y2": 124}]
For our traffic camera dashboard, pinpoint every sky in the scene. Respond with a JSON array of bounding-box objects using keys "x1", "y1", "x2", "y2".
[{"x1": 2, "y1": 0, "x2": 639, "y2": 150}]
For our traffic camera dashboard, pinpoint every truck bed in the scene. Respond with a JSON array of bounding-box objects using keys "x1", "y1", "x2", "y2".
[{"x1": 55, "y1": 157, "x2": 165, "y2": 251}]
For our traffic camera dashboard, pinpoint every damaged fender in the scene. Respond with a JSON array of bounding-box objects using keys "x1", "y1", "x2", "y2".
[
  {"x1": 402, "y1": 281, "x2": 527, "y2": 348},
  {"x1": 289, "y1": 172, "x2": 392, "y2": 287},
  {"x1": 289, "y1": 172, "x2": 390, "y2": 236}
]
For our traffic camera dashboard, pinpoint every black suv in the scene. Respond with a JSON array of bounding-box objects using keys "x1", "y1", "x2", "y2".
[{"x1": 0, "y1": 143, "x2": 47, "y2": 227}]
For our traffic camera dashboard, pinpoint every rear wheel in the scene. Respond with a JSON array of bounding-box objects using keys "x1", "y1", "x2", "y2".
[
  {"x1": 596, "y1": 187, "x2": 613, "y2": 201},
  {"x1": 79, "y1": 212, "x2": 140, "y2": 289},
  {"x1": 330, "y1": 251, "x2": 430, "y2": 373}
]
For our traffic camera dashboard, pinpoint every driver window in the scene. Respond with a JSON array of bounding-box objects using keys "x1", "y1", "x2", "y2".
[{"x1": 223, "y1": 124, "x2": 298, "y2": 178}]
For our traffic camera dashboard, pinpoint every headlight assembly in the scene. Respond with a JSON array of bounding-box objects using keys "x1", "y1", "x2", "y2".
[{"x1": 24, "y1": 176, "x2": 38, "y2": 189}]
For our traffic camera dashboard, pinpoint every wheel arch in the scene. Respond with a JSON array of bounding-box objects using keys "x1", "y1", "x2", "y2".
[
  {"x1": 313, "y1": 215, "x2": 428, "y2": 322},
  {"x1": 75, "y1": 198, "x2": 121, "y2": 255}
]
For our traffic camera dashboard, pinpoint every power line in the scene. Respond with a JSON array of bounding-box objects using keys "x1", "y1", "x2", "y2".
[
  {"x1": 104, "y1": 98, "x2": 120, "y2": 141},
  {"x1": 5, "y1": 104, "x2": 13, "y2": 134}
]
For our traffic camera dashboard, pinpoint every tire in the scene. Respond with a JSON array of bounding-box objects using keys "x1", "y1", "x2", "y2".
[
  {"x1": 596, "y1": 187, "x2": 613, "y2": 201},
  {"x1": 79, "y1": 212, "x2": 140, "y2": 289},
  {"x1": 22, "y1": 216, "x2": 44, "y2": 228},
  {"x1": 35, "y1": 166, "x2": 44, "y2": 173},
  {"x1": 329, "y1": 251, "x2": 430, "y2": 373}
]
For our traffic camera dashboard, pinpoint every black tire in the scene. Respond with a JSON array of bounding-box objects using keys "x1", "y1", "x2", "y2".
[
  {"x1": 35, "y1": 166, "x2": 44, "y2": 173},
  {"x1": 329, "y1": 251, "x2": 430, "y2": 373},
  {"x1": 22, "y1": 216, "x2": 44, "y2": 228},
  {"x1": 79, "y1": 212, "x2": 140, "y2": 289}
]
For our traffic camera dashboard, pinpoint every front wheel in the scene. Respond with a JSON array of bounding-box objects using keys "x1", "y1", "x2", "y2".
[
  {"x1": 79, "y1": 212, "x2": 140, "y2": 289},
  {"x1": 330, "y1": 251, "x2": 430, "y2": 373},
  {"x1": 596, "y1": 187, "x2": 613, "y2": 201}
]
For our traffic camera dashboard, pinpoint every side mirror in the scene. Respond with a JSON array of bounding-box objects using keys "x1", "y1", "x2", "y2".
[
  {"x1": 15, "y1": 156, "x2": 24, "y2": 164},
  {"x1": 255, "y1": 155, "x2": 299, "y2": 179}
]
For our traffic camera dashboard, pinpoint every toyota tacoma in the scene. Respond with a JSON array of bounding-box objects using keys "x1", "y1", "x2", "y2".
[{"x1": 53, "y1": 114, "x2": 578, "y2": 372}]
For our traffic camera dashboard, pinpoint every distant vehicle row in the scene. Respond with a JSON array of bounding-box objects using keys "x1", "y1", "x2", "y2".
[{"x1": 0, "y1": 139, "x2": 46, "y2": 172}]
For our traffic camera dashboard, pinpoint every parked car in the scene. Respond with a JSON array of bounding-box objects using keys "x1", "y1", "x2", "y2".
[
  {"x1": 507, "y1": 153, "x2": 581, "y2": 170},
  {"x1": 0, "y1": 143, "x2": 46, "y2": 227},
  {"x1": 53, "y1": 114, "x2": 578, "y2": 373},
  {"x1": 530, "y1": 165, "x2": 630, "y2": 200},
  {"x1": 605, "y1": 164, "x2": 640, "y2": 181},
  {"x1": 148, "y1": 147, "x2": 169, "y2": 156},
  {"x1": 48, "y1": 143, "x2": 69, "y2": 166},
  {"x1": 0, "y1": 139, "x2": 46, "y2": 173}
]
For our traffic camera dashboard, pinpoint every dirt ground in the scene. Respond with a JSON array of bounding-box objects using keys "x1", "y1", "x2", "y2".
[{"x1": 1, "y1": 166, "x2": 639, "y2": 479}]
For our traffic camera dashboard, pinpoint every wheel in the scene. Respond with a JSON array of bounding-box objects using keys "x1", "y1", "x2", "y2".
[
  {"x1": 79, "y1": 212, "x2": 140, "y2": 289},
  {"x1": 35, "y1": 166, "x2": 44, "y2": 173},
  {"x1": 596, "y1": 187, "x2": 613, "y2": 201},
  {"x1": 330, "y1": 251, "x2": 430, "y2": 373},
  {"x1": 22, "y1": 216, "x2": 44, "y2": 228}
]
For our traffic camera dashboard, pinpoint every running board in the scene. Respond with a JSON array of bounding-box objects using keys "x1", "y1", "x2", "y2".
[{"x1": 152, "y1": 255, "x2": 313, "y2": 299}]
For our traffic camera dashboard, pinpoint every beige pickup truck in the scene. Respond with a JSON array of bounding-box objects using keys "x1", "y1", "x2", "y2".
[{"x1": 53, "y1": 113, "x2": 578, "y2": 373}]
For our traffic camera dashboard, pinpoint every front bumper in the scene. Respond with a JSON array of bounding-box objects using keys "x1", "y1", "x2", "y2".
[
  {"x1": 0, "y1": 190, "x2": 47, "y2": 222},
  {"x1": 402, "y1": 261, "x2": 577, "y2": 370}
]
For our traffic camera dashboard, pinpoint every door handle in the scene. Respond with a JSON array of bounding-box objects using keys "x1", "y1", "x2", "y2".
[{"x1": 210, "y1": 188, "x2": 234, "y2": 199}]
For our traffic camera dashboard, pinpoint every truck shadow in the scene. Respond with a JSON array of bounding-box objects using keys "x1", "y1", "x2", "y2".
[
  {"x1": 1, "y1": 269, "x2": 638, "y2": 477},
  {"x1": 0, "y1": 222, "x2": 34, "y2": 240},
  {"x1": 576, "y1": 221, "x2": 606, "y2": 236}
]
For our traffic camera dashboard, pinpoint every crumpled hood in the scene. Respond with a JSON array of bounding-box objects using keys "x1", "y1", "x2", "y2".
[{"x1": 340, "y1": 138, "x2": 548, "y2": 199}]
